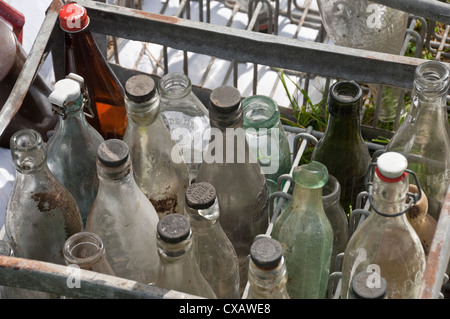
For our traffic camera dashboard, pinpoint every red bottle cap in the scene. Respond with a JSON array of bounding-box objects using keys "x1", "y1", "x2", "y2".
[{"x1": 59, "y1": 3, "x2": 90, "y2": 32}]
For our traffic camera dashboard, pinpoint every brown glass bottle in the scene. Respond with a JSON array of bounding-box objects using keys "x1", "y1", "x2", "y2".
[{"x1": 59, "y1": 3, "x2": 127, "y2": 140}]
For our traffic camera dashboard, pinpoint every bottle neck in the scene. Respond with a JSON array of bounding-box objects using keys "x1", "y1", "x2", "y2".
[
  {"x1": 185, "y1": 199, "x2": 220, "y2": 231},
  {"x1": 370, "y1": 170, "x2": 409, "y2": 217},
  {"x1": 125, "y1": 94, "x2": 160, "y2": 126},
  {"x1": 290, "y1": 183, "x2": 324, "y2": 214},
  {"x1": 158, "y1": 73, "x2": 192, "y2": 100},
  {"x1": 157, "y1": 231, "x2": 194, "y2": 260},
  {"x1": 96, "y1": 157, "x2": 133, "y2": 182},
  {"x1": 209, "y1": 108, "x2": 244, "y2": 130},
  {"x1": 323, "y1": 110, "x2": 363, "y2": 143},
  {"x1": 248, "y1": 257, "x2": 288, "y2": 295}
]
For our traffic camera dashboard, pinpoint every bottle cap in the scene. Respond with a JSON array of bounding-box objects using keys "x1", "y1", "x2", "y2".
[
  {"x1": 351, "y1": 271, "x2": 387, "y2": 299},
  {"x1": 157, "y1": 214, "x2": 191, "y2": 243},
  {"x1": 209, "y1": 86, "x2": 241, "y2": 113},
  {"x1": 59, "y1": 3, "x2": 90, "y2": 32},
  {"x1": 125, "y1": 74, "x2": 157, "y2": 103},
  {"x1": 97, "y1": 139, "x2": 129, "y2": 167},
  {"x1": 48, "y1": 78, "x2": 81, "y2": 107},
  {"x1": 376, "y1": 152, "x2": 408, "y2": 181},
  {"x1": 328, "y1": 81, "x2": 362, "y2": 115},
  {"x1": 185, "y1": 182, "x2": 216, "y2": 210},
  {"x1": 250, "y1": 237, "x2": 283, "y2": 269}
]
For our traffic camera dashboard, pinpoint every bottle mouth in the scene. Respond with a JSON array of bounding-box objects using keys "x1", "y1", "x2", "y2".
[
  {"x1": 414, "y1": 61, "x2": 450, "y2": 95},
  {"x1": 158, "y1": 72, "x2": 191, "y2": 99},
  {"x1": 328, "y1": 81, "x2": 362, "y2": 116},
  {"x1": 63, "y1": 232, "x2": 105, "y2": 268},
  {"x1": 242, "y1": 95, "x2": 279, "y2": 129},
  {"x1": 293, "y1": 161, "x2": 329, "y2": 189}
]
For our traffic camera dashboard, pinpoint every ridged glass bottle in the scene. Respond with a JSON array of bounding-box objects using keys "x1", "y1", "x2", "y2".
[
  {"x1": 158, "y1": 72, "x2": 210, "y2": 182},
  {"x1": 246, "y1": 237, "x2": 290, "y2": 299},
  {"x1": 386, "y1": 60, "x2": 450, "y2": 221},
  {"x1": 311, "y1": 80, "x2": 371, "y2": 215},
  {"x1": 46, "y1": 74, "x2": 104, "y2": 225},
  {"x1": 59, "y1": 2, "x2": 127, "y2": 139},
  {"x1": 271, "y1": 161, "x2": 333, "y2": 299},
  {"x1": 185, "y1": 182, "x2": 240, "y2": 299},
  {"x1": 86, "y1": 139, "x2": 160, "y2": 284},
  {"x1": 340, "y1": 152, "x2": 426, "y2": 299},
  {"x1": 122, "y1": 74, "x2": 189, "y2": 219},
  {"x1": 242, "y1": 95, "x2": 292, "y2": 194},
  {"x1": 196, "y1": 85, "x2": 269, "y2": 294},
  {"x1": 155, "y1": 214, "x2": 217, "y2": 298},
  {"x1": 5, "y1": 129, "x2": 83, "y2": 265}
]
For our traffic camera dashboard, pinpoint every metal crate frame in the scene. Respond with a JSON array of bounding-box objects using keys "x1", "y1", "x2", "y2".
[{"x1": 0, "y1": 0, "x2": 448, "y2": 299}]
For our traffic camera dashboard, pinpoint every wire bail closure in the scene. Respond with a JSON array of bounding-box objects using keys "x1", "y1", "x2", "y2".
[{"x1": 364, "y1": 162, "x2": 423, "y2": 217}]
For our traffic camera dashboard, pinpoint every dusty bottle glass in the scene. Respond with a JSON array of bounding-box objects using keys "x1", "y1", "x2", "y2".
[
  {"x1": 85, "y1": 139, "x2": 160, "y2": 284},
  {"x1": 271, "y1": 161, "x2": 333, "y2": 299},
  {"x1": 246, "y1": 237, "x2": 290, "y2": 299},
  {"x1": 122, "y1": 74, "x2": 189, "y2": 219},
  {"x1": 155, "y1": 214, "x2": 217, "y2": 298},
  {"x1": 59, "y1": 2, "x2": 127, "y2": 140},
  {"x1": 311, "y1": 80, "x2": 371, "y2": 215},
  {"x1": 196, "y1": 85, "x2": 269, "y2": 294},
  {"x1": 322, "y1": 174, "x2": 349, "y2": 273},
  {"x1": 63, "y1": 231, "x2": 115, "y2": 275},
  {"x1": 405, "y1": 184, "x2": 437, "y2": 258},
  {"x1": 242, "y1": 95, "x2": 292, "y2": 194},
  {"x1": 158, "y1": 72, "x2": 210, "y2": 182},
  {"x1": 5, "y1": 129, "x2": 83, "y2": 265},
  {"x1": 185, "y1": 182, "x2": 240, "y2": 299},
  {"x1": 387, "y1": 60, "x2": 450, "y2": 221},
  {"x1": 0, "y1": 240, "x2": 54, "y2": 299},
  {"x1": 348, "y1": 271, "x2": 387, "y2": 299},
  {"x1": 340, "y1": 152, "x2": 426, "y2": 299},
  {"x1": 46, "y1": 74, "x2": 105, "y2": 225}
]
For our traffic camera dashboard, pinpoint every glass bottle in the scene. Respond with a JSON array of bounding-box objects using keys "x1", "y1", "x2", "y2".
[
  {"x1": 311, "y1": 80, "x2": 371, "y2": 215},
  {"x1": 185, "y1": 181, "x2": 240, "y2": 299},
  {"x1": 59, "y1": 2, "x2": 127, "y2": 140},
  {"x1": 196, "y1": 85, "x2": 269, "y2": 294},
  {"x1": 348, "y1": 271, "x2": 387, "y2": 299},
  {"x1": 322, "y1": 174, "x2": 349, "y2": 273},
  {"x1": 63, "y1": 231, "x2": 115, "y2": 276},
  {"x1": 271, "y1": 161, "x2": 333, "y2": 299},
  {"x1": 386, "y1": 60, "x2": 450, "y2": 221},
  {"x1": 85, "y1": 139, "x2": 160, "y2": 284},
  {"x1": 46, "y1": 74, "x2": 105, "y2": 225},
  {"x1": 242, "y1": 95, "x2": 292, "y2": 194},
  {"x1": 246, "y1": 236, "x2": 290, "y2": 299},
  {"x1": 0, "y1": 240, "x2": 54, "y2": 299},
  {"x1": 405, "y1": 184, "x2": 437, "y2": 258},
  {"x1": 158, "y1": 72, "x2": 210, "y2": 183},
  {"x1": 5, "y1": 129, "x2": 83, "y2": 265},
  {"x1": 122, "y1": 74, "x2": 189, "y2": 219},
  {"x1": 155, "y1": 214, "x2": 217, "y2": 299},
  {"x1": 340, "y1": 152, "x2": 426, "y2": 299},
  {"x1": 236, "y1": 0, "x2": 274, "y2": 33}
]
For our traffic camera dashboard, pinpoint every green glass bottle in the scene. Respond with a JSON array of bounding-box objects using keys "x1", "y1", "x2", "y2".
[
  {"x1": 311, "y1": 80, "x2": 371, "y2": 215},
  {"x1": 272, "y1": 161, "x2": 333, "y2": 299}
]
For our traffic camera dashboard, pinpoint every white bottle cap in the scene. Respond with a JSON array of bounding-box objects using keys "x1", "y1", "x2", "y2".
[
  {"x1": 376, "y1": 152, "x2": 408, "y2": 179},
  {"x1": 48, "y1": 77, "x2": 81, "y2": 107}
]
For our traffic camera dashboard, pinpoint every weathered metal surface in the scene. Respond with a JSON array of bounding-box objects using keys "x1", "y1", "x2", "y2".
[
  {"x1": 0, "y1": 255, "x2": 202, "y2": 299},
  {"x1": 419, "y1": 185, "x2": 450, "y2": 299}
]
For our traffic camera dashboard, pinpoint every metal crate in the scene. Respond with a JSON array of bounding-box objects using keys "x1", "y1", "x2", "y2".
[{"x1": 0, "y1": 0, "x2": 448, "y2": 299}]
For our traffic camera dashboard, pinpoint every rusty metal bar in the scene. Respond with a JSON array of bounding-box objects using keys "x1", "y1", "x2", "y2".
[{"x1": 0, "y1": 255, "x2": 202, "y2": 299}]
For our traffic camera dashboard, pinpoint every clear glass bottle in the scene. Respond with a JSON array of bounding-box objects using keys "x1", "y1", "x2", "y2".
[
  {"x1": 322, "y1": 174, "x2": 349, "y2": 273},
  {"x1": 242, "y1": 95, "x2": 292, "y2": 194},
  {"x1": 155, "y1": 214, "x2": 217, "y2": 299},
  {"x1": 340, "y1": 152, "x2": 426, "y2": 299},
  {"x1": 348, "y1": 271, "x2": 387, "y2": 299},
  {"x1": 85, "y1": 139, "x2": 160, "y2": 284},
  {"x1": 5, "y1": 129, "x2": 83, "y2": 265},
  {"x1": 46, "y1": 74, "x2": 105, "y2": 225},
  {"x1": 311, "y1": 80, "x2": 371, "y2": 215},
  {"x1": 122, "y1": 74, "x2": 189, "y2": 219},
  {"x1": 63, "y1": 231, "x2": 115, "y2": 275},
  {"x1": 185, "y1": 182, "x2": 240, "y2": 299},
  {"x1": 0, "y1": 240, "x2": 54, "y2": 299},
  {"x1": 386, "y1": 60, "x2": 450, "y2": 221},
  {"x1": 59, "y1": 2, "x2": 127, "y2": 140},
  {"x1": 246, "y1": 237, "x2": 290, "y2": 299},
  {"x1": 196, "y1": 85, "x2": 269, "y2": 294},
  {"x1": 158, "y1": 72, "x2": 211, "y2": 183},
  {"x1": 271, "y1": 161, "x2": 333, "y2": 299},
  {"x1": 405, "y1": 184, "x2": 437, "y2": 258}
]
